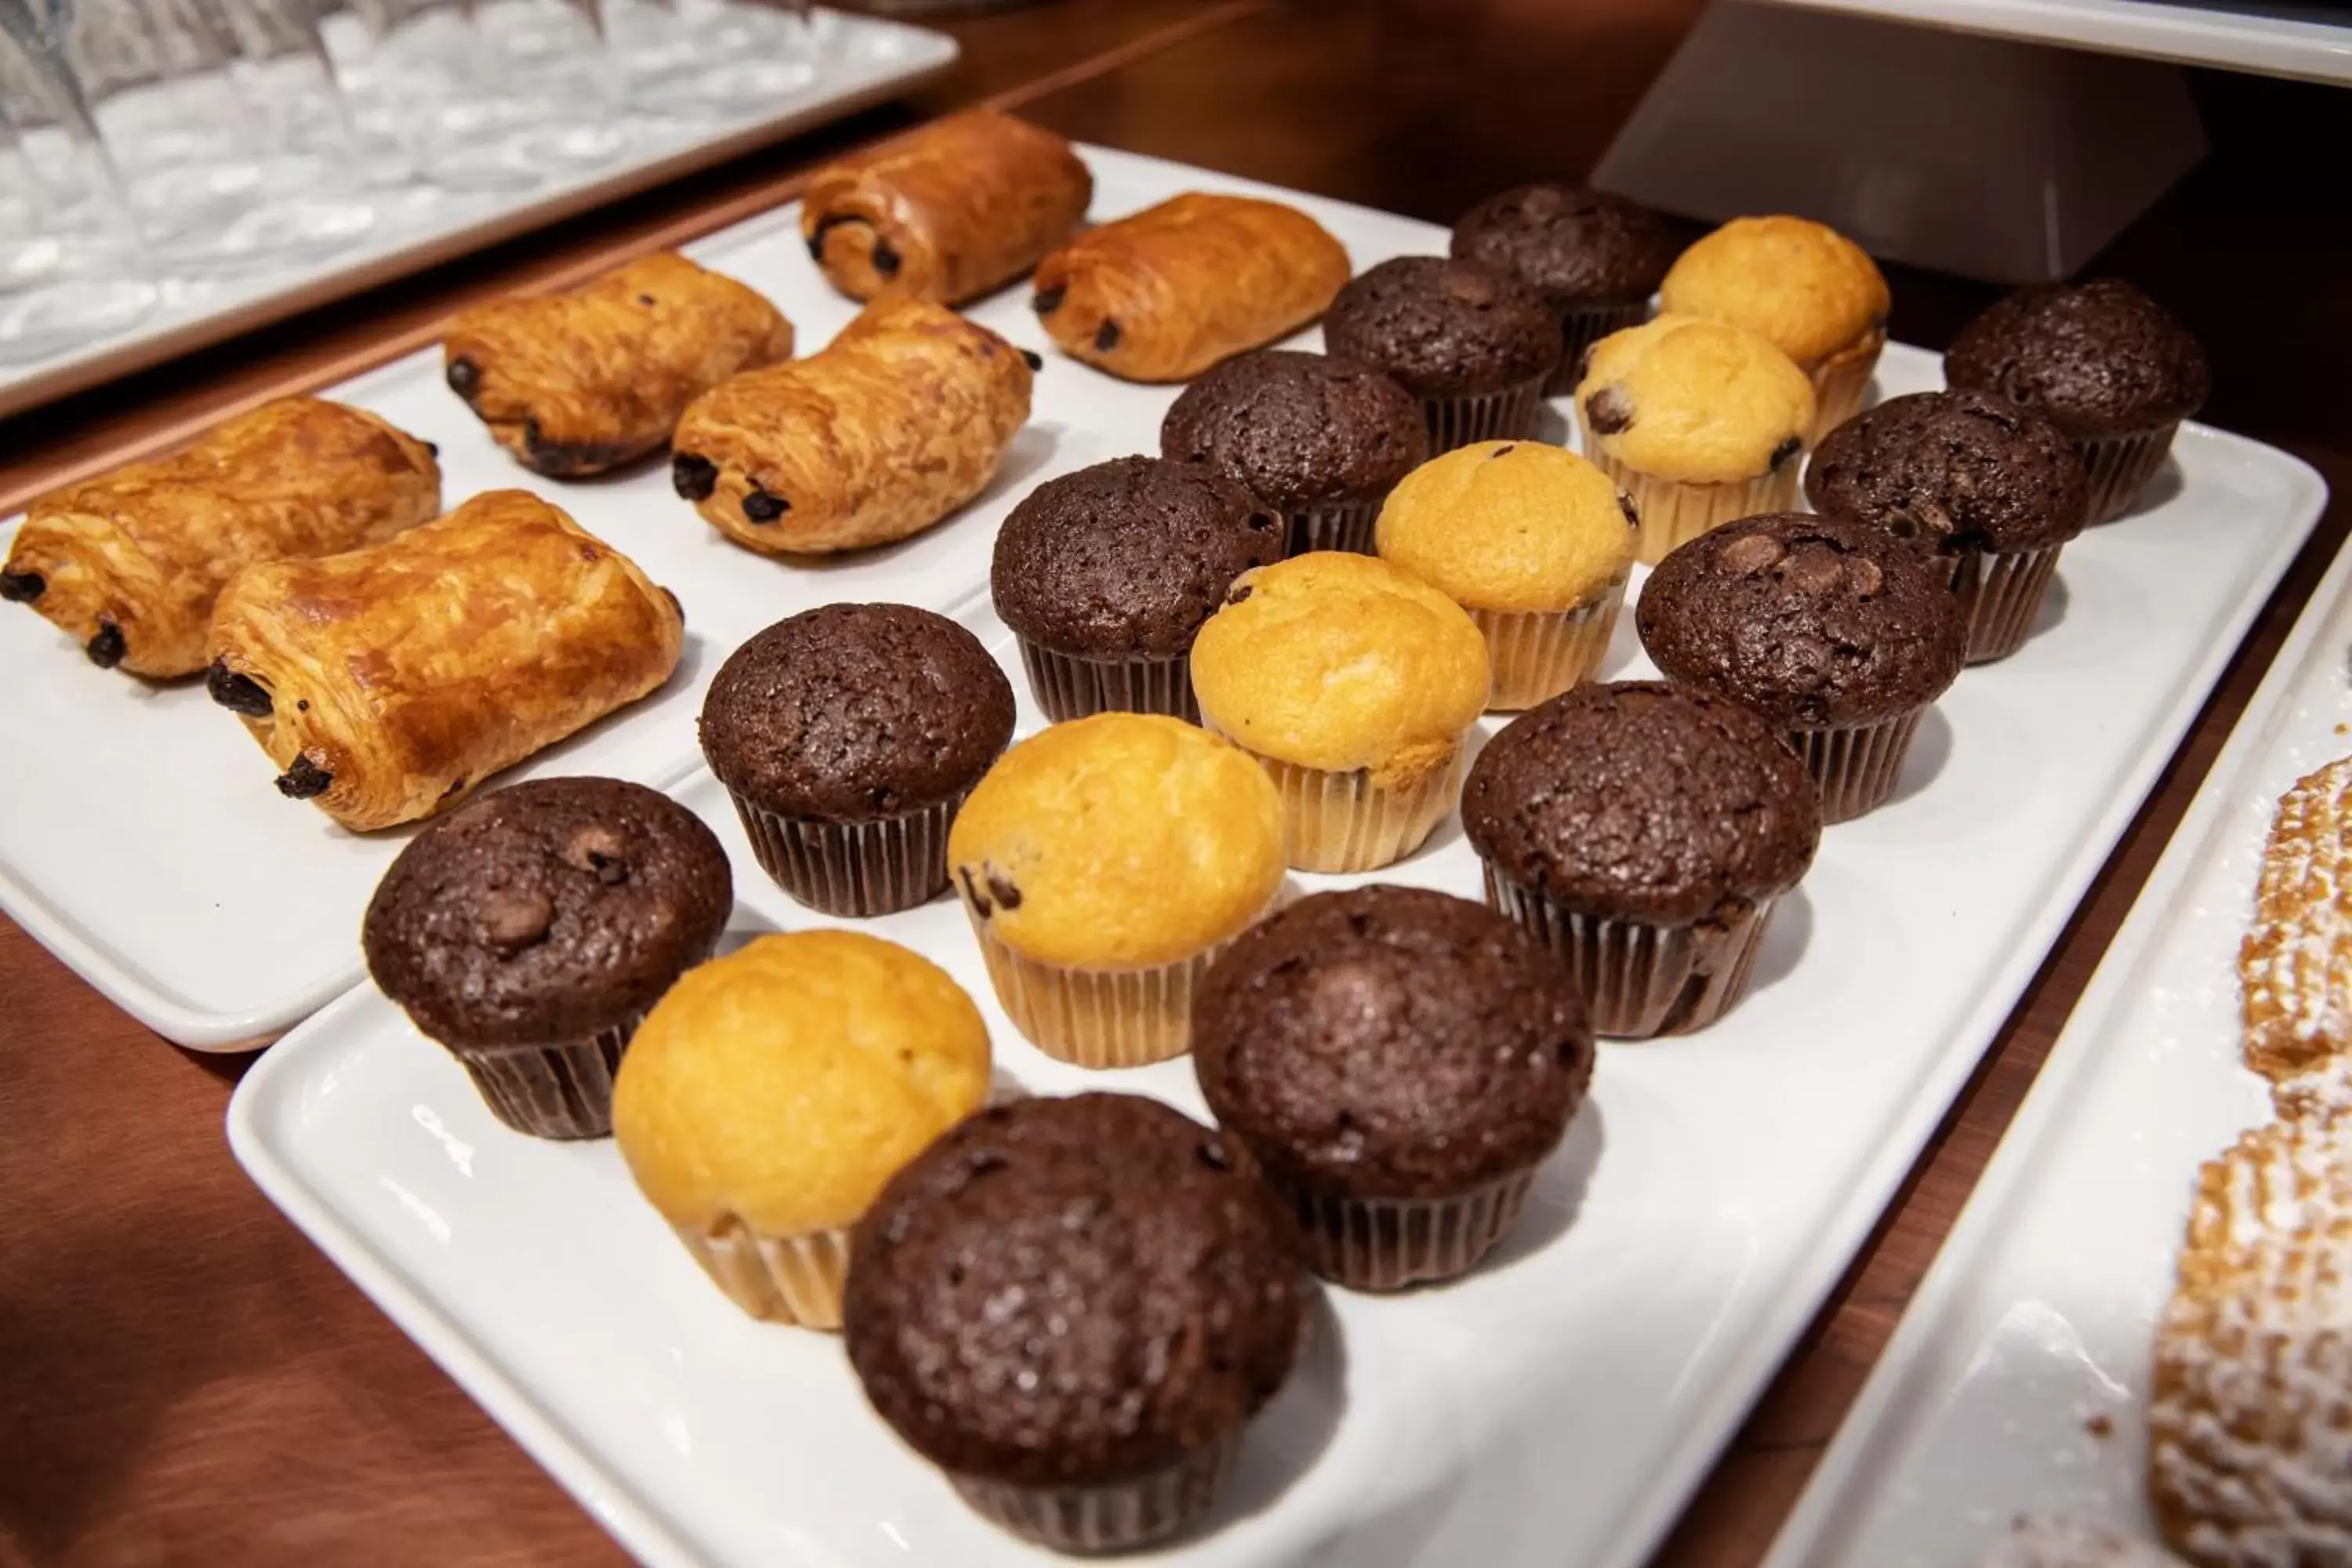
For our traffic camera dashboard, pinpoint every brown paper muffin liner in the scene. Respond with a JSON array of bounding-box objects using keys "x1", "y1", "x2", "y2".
[
  {"x1": 1206, "y1": 731, "x2": 1468, "y2": 873},
  {"x1": 1281, "y1": 495, "x2": 1381, "y2": 557},
  {"x1": 1468, "y1": 575, "x2": 1627, "y2": 712},
  {"x1": 729, "y1": 791, "x2": 963, "y2": 919},
  {"x1": 1484, "y1": 866, "x2": 1776, "y2": 1038},
  {"x1": 1951, "y1": 543, "x2": 2063, "y2": 664},
  {"x1": 1425, "y1": 374, "x2": 1548, "y2": 454},
  {"x1": 1803, "y1": 325, "x2": 1886, "y2": 448},
  {"x1": 456, "y1": 1021, "x2": 637, "y2": 1141},
  {"x1": 1581, "y1": 441, "x2": 1798, "y2": 565},
  {"x1": 1548, "y1": 299, "x2": 1653, "y2": 396},
  {"x1": 1789, "y1": 709, "x2": 1926, "y2": 823},
  {"x1": 952, "y1": 1428, "x2": 1242, "y2": 1552},
  {"x1": 673, "y1": 1216, "x2": 852, "y2": 1329},
  {"x1": 2075, "y1": 421, "x2": 2180, "y2": 524},
  {"x1": 1016, "y1": 637, "x2": 1195, "y2": 724},
  {"x1": 1279, "y1": 1168, "x2": 1538, "y2": 1290},
  {"x1": 966, "y1": 915, "x2": 1232, "y2": 1068}
]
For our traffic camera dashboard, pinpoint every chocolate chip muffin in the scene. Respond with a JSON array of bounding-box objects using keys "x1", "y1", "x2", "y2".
[
  {"x1": 1636, "y1": 512, "x2": 1965, "y2": 822},
  {"x1": 844, "y1": 1092, "x2": 1306, "y2": 1552},
  {"x1": 699, "y1": 604, "x2": 1013, "y2": 916},
  {"x1": 1193, "y1": 886, "x2": 1594, "y2": 1287},
  {"x1": 1160, "y1": 350, "x2": 1428, "y2": 555},
  {"x1": 1944, "y1": 278, "x2": 2210, "y2": 523},
  {"x1": 992, "y1": 456, "x2": 1282, "y2": 723},
  {"x1": 1450, "y1": 184, "x2": 1676, "y2": 393},
  {"x1": 1807, "y1": 390, "x2": 2089, "y2": 663},
  {"x1": 364, "y1": 776, "x2": 732, "y2": 1138},
  {"x1": 1461, "y1": 681, "x2": 1819, "y2": 1036},
  {"x1": 1323, "y1": 256, "x2": 1563, "y2": 452}
]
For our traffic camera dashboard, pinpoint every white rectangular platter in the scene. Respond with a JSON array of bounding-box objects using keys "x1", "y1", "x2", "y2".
[
  {"x1": 0, "y1": 9, "x2": 956, "y2": 422},
  {"x1": 228, "y1": 288, "x2": 2325, "y2": 1568},
  {"x1": 1763, "y1": 483, "x2": 2352, "y2": 1560}
]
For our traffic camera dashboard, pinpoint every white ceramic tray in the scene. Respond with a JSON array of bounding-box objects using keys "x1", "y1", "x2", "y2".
[
  {"x1": 230, "y1": 358, "x2": 2324, "y2": 1568},
  {"x1": 0, "y1": 9, "x2": 956, "y2": 423},
  {"x1": 1764, "y1": 493, "x2": 2352, "y2": 1562}
]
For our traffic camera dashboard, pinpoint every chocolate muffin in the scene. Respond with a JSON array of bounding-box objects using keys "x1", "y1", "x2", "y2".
[
  {"x1": 1160, "y1": 350, "x2": 1428, "y2": 555},
  {"x1": 1461, "y1": 681, "x2": 1819, "y2": 1036},
  {"x1": 1450, "y1": 184, "x2": 1676, "y2": 393},
  {"x1": 1637, "y1": 512, "x2": 1965, "y2": 822},
  {"x1": 1944, "y1": 278, "x2": 2210, "y2": 523},
  {"x1": 991, "y1": 455, "x2": 1281, "y2": 721},
  {"x1": 1807, "y1": 390, "x2": 2089, "y2": 663},
  {"x1": 1193, "y1": 886, "x2": 1593, "y2": 1288},
  {"x1": 363, "y1": 776, "x2": 732, "y2": 1138},
  {"x1": 699, "y1": 603, "x2": 1013, "y2": 916},
  {"x1": 844, "y1": 1092, "x2": 1305, "y2": 1552},
  {"x1": 1322, "y1": 256, "x2": 1563, "y2": 452}
]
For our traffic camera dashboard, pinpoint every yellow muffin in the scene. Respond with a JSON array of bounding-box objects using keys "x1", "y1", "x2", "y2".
[
  {"x1": 1191, "y1": 551, "x2": 1489, "y2": 871},
  {"x1": 1376, "y1": 441, "x2": 1635, "y2": 710},
  {"x1": 612, "y1": 931, "x2": 990, "y2": 1329},
  {"x1": 948, "y1": 712, "x2": 1284, "y2": 1068},
  {"x1": 1574, "y1": 314, "x2": 1814, "y2": 563},
  {"x1": 1659, "y1": 216, "x2": 1889, "y2": 441}
]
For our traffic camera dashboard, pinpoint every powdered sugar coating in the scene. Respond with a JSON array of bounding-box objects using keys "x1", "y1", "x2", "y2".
[{"x1": 2240, "y1": 757, "x2": 2352, "y2": 1082}]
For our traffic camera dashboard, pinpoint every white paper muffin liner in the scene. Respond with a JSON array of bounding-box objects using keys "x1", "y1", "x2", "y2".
[
  {"x1": 1789, "y1": 709, "x2": 1927, "y2": 823},
  {"x1": 1581, "y1": 441, "x2": 1799, "y2": 565},
  {"x1": 1205, "y1": 729, "x2": 1468, "y2": 873},
  {"x1": 673, "y1": 1217, "x2": 852, "y2": 1329},
  {"x1": 964, "y1": 914, "x2": 1232, "y2": 1068},
  {"x1": 1467, "y1": 575, "x2": 1626, "y2": 712}
]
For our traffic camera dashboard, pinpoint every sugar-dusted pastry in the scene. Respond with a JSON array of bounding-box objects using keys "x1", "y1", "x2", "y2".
[
  {"x1": 670, "y1": 297, "x2": 1033, "y2": 555},
  {"x1": 2241, "y1": 757, "x2": 2352, "y2": 1082},
  {"x1": 1, "y1": 397, "x2": 439, "y2": 678},
  {"x1": 2148, "y1": 1116, "x2": 2352, "y2": 1563},
  {"x1": 205, "y1": 489, "x2": 684, "y2": 833},
  {"x1": 442, "y1": 252, "x2": 794, "y2": 478},
  {"x1": 1030, "y1": 193, "x2": 1349, "y2": 383},
  {"x1": 800, "y1": 111, "x2": 1093, "y2": 306}
]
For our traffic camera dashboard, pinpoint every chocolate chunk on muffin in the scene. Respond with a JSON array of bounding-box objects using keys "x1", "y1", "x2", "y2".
[
  {"x1": 1160, "y1": 350, "x2": 1428, "y2": 555},
  {"x1": 1194, "y1": 885, "x2": 1595, "y2": 1288},
  {"x1": 1637, "y1": 511, "x2": 1965, "y2": 822},
  {"x1": 1323, "y1": 256, "x2": 1563, "y2": 452},
  {"x1": 364, "y1": 776, "x2": 732, "y2": 1138},
  {"x1": 1807, "y1": 390, "x2": 2089, "y2": 662},
  {"x1": 1450, "y1": 184, "x2": 1676, "y2": 392},
  {"x1": 699, "y1": 603, "x2": 1014, "y2": 916},
  {"x1": 844, "y1": 1092, "x2": 1306, "y2": 1552},
  {"x1": 1461, "y1": 681, "x2": 1820, "y2": 1036},
  {"x1": 991, "y1": 455, "x2": 1281, "y2": 722},
  {"x1": 1944, "y1": 278, "x2": 2210, "y2": 523}
]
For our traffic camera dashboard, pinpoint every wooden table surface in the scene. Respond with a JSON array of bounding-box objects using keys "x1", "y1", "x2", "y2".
[{"x1": 5, "y1": 3, "x2": 2350, "y2": 1564}]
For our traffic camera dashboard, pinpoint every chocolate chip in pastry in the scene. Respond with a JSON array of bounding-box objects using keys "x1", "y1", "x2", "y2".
[{"x1": 2, "y1": 397, "x2": 440, "y2": 679}]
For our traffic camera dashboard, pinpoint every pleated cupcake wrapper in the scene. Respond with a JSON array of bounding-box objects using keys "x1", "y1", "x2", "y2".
[
  {"x1": 729, "y1": 791, "x2": 962, "y2": 919},
  {"x1": 454, "y1": 1013, "x2": 641, "y2": 1141},
  {"x1": 1424, "y1": 374, "x2": 1548, "y2": 454},
  {"x1": 1547, "y1": 299, "x2": 1653, "y2": 397},
  {"x1": 2075, "y1": 421, "x2": 2180, "y2": 524},
  {"x1": 966, "y1": 915, "x2": 1232, "y2": 1068},
  {"x1": 1203, "y1": 728, "x2": 1468, "y2": 873},
  {"x1": 1803, "y1": 327, "x2": 1886, "y2": 448},
  {"x1": 952, "y1": 1428, "x2": 1242, "y2": 1553},
  {"x1": 1467, "y1": 578, "x2": 1626, "y2": 713},
  {"x1": 1580, "y1": 441, "x2": 1800, "y2": 565},
  {"x1": 1017, "y1": 637, "x2": 1196, "y2": 724},
  {"x1": 1484, "y1": 866, "x2": 1775, "y2": 1038},
  {"x1": 1790, "y1": 709, "x2": 1926, "y2": 824},
  {"x1": 1279, "y1": 1169, "x2": 1538, "y2": 1290},
  {"x1": 673, "y1": 1216, "x2": 852, "y2": 1329},
  {"x1": 1951, "y1": 543, "x2": 2064, "y2": 665},
  {"x1": 1282, "y1": 495, "x2": 1381, "y2": 557}
]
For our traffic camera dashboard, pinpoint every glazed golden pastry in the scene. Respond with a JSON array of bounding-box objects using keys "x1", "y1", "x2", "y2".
[
  {"x1": 2241, "y1": 756, "x2": 2352, "y2": 1082},
  {"x1": 205, "y1": 489, "x2": 684, "y2": 833},
  {"x1": 1029, "y1": 193, "x2": 1350, "y2": 382},
  {"x1": 669, "y1": 297, "x2": 1033, "y2": 555},
  {"x1": 442, "y1": 252, "x2": 795, "y2": 477},
  {"x1": 800, "y1": 111, "x2": 1093, "y2": 306},
  {"x1": 1, "y1": 397, "x2": 439, "y2": 679}
]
